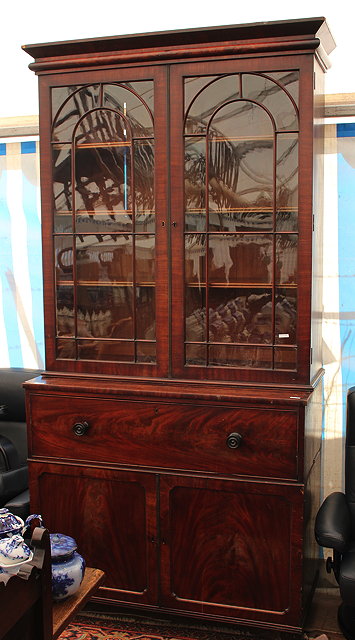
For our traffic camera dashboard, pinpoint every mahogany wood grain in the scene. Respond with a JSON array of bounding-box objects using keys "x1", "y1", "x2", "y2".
[
  {"x1": 159, "y1": 475, "x2": 304, "y2": 626},
  {"x1": 29, "y1": 392, "x2": 300, "y2": 480}
]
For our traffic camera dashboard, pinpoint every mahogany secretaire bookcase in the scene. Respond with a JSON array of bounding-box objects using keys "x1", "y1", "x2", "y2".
[{"x1": 23, "y1": 18, "x2": 335, "y2": 635}]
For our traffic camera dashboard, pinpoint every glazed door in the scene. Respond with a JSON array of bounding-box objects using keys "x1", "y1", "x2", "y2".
[
  {"x1": 28, "y1": 461, "x2": 159, "y2": 605},
  {"x1": 170, "y1": 57, "x2": 313, "y2": 385},
  {"x1": 40, "y1": 65, "x2": 169, "y2": 377},
  {"x1": 159, "y1": 474, "x2": 304, "y2": 626}
]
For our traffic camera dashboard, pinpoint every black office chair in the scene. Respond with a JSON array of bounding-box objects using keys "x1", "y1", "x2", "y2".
[
  {"x1": 0, "y1": 368, "x2": 41, "y2": 519},
  {"x1": 315, "y1": 386, "x2": 355, "y2": 640}
]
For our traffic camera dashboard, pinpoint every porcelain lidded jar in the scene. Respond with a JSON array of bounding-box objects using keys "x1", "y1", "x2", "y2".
[
  {"x1": 50, "y1": 533, "x2": 85, "y2": 601},
  {"x1": 0, "y1": 508, "x2": 24, "y2": 539}
]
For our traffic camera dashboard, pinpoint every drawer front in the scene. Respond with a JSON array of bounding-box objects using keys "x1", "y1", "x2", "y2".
[{"x1": 29, "y1": 394, "x2": 299, "y2": 479}]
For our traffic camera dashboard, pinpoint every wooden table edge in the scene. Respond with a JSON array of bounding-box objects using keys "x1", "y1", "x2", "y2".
[{"x1": 53, "y1": 567, "x2": 105, "y2": 639}]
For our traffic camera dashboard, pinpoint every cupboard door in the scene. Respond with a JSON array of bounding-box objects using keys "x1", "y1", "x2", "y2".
[
  {"x1": 41, "y1": 66, "x2": 169, "y2": 377},
  {"x1": 160, "y1": 474, "x2": 304, "y2": 626},
  {"x1": 170, "y1": 58, "x2": 312, "y2": 385},
  {"x1": 28, "y1": 461, "x2": 158, "y2": 605}
]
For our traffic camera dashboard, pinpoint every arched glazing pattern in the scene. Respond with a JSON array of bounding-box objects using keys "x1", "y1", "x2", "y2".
[
  {"x1": 184, "y1": 72, "x2": 299, "y2": 371},
  {"x1": 51, "y1": 82, "x2": 156, "y2": 364}
]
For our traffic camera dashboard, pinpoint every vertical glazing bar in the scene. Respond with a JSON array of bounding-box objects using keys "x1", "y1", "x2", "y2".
[
  {"x1": 71, "y1": 137, "x2": 78, "y2": 359},
  {"x1": 205, "y1": 132, "x2": 210, "y2": 366},
  {"x1": 123, "y1": 102, "x2": 128, "y2": 211},
  {"x1": 272, "y1": 130, "x2": 277, "y2": 370},
  {"x1": 131, "y1": 137, "x2": 137, "y2": 362}
]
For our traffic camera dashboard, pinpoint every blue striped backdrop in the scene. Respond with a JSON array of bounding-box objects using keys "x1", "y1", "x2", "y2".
[{"x1": 0, "y1": 140, "x2": 44, "y2": 368}]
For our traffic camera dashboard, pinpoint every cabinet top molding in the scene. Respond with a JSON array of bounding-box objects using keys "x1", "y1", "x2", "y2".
[{"x1": 22, "y1": 17, "x2": 335, "y2": 74}]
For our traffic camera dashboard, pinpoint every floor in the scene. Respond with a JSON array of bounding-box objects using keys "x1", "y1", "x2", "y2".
[{"x1": 305, "y1": 588, "x2": 343, "y2": 640}]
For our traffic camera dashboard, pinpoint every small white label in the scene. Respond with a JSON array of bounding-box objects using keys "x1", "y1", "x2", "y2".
[{"x1": 278, "y1": 333, "x2": 289, "y2": 338}]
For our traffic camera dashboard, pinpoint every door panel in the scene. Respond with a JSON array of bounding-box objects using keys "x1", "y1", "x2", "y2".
[
  {"x1": 160, "y1": 474, "x2": 303, "y2": 626},
  {"x1": 29, "y1": 461, "x2": 158, "y2": 604}
]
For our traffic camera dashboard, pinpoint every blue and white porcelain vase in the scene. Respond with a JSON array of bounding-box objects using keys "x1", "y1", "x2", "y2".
[{"x1": 50, "y1": 533, "x2": 85, "y2": 601}]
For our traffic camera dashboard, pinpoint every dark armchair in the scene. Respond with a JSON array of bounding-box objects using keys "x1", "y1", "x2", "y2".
[
  {"x1": 0, "y1": 368, "x2": 41, "y2": 520},
  {"x1": 315, "y1": 386, "x2": 355, "y2": 640}
]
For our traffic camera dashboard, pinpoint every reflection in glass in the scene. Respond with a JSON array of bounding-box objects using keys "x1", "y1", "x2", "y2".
[
  {"x1": 136, "y1": 341, "x2": 156, "y2": 363},
  {"x1": 77, "y1": 285, "x2": 133, "y2": 339},
  {"x1": 76, "y1": 235, "x2": 133, "y2": 284},
  {"x1": 56, "y1": 286, "x2": 74, "y2": 337},
  {"x1": 185, "y1": 287, "x2": 206, "y2": 342},
  {"x1": 208, "y1": 289, "x2": 273, "y2": 344},
  {"x1": 185, "y1": 75, "x2": 239, "y2": 134},
  {"x1": 209, "y1": 344, "x2": 272, "y2": 368},
  {"x1": 103, "y1": 83, "x2": 154, "y2": 137},
  {"x1": 136, "y1": 287, "x2": 156, "y2": 340},
  {"x1": 276, "y1": 133, "x2": 298, "y2": 230},
  {"x1": 276, "y1": 234, "x2": 297, "y2": 284},
  {"x1": 54, "y1": 213, "x2": 72, "y2": 233},
  {"x1": 209, "y1": 235, "x2": 273, "y2": 284},
  {"x1": 134, "y1": 140, "x2": 154, "y2": 213},
  {"x1": 55, "y1": 237, "x2": 73, "y2": 282},
  {"x1": 53, "y1": 145, "x2": 72, "y2": 214},
  {"x1": 75, "y1": 212, "x2": 133, "y2": 233},
  {"x1": 135, "y1": 236, "x2": 155, "y2": 283},
  {"x1": 185, "y1": 235, "x2": 205, "y2": 285},
  {"x1": 185, "y1": 137, "x2": 205, "y2": 221},
  {"x1": 185, "y1": 343, "x2": 207, "y2": 366},
  {"x1": 267, "y1": 71, "x2": 299, "y2": 108},
  {"x1": 56, "y1": 338, "x2": 76, "y2": 360},
  {"x1": 52, "y1": 85, "x2": 101, "y2": 141},
  {"x1": 274, "y1": 346, "x2": 297, "y2": 370},
  {"x1": 75, "y1": 145, "x2": 131, "y2": 214},
  {"x1": 209, "y1": 210, "x2": 273, "y2": 233},
  {"x1": 242, "y1": 73, "x2": 298, "y2": 131},
  {"x1": 208, "y1": 102, "x2": 273, "y2": 215},
  {"x1": 275, "y1": 288, "x2": 297, "y2": 344},
  {"x1": 78, "y1": 339, "x2": 134, "y2": 362}
]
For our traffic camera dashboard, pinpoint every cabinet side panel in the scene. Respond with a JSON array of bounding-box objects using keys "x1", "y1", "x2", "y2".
[{"x1": 311, "y1": 59, "x2": 325, "y2": 378}]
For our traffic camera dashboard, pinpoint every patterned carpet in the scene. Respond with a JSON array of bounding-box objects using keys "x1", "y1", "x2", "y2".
[{"x1": 58, "y1": 612, "x2": 253, "y2": 640}]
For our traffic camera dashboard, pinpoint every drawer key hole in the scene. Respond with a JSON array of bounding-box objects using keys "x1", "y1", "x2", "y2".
[
  {"x1": 226, "y1": 432, "x2": 243, "y2": 449},
  {"x1": 72, "y1": 421, "x2": 90, "y2": 437}
]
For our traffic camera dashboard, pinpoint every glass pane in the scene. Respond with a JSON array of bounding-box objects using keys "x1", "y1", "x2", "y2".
[
  {"x1": 185, "y1": 343, "x2": 207, "y2": 366},
  {"x1": 54, "y1": 213, "x2": 72, "y2": 233},
  {"x1": 275, "y1": 288, "x2": 297, "y2": 344},
  {"x1": 209, "y1": 344, "x2": 272, "y2": 368},
  {"x1": 136, "y1": 341, "x2": 156, "y2": 363},
  {"x1": 185, "y1": 288, "x2": 206, "y2": 342},
  {"x1": 276, "y1": 234, "x2": 297, "y2": 284},
  {"x1": 242, "y1": 74, "x2": 298, "y2": 131},
  {"x1": 136, "y1": 287, "x2": 156, "y2": 340},
  {"x1": 78, "y1": 339, "x2": 134, "y2": 362},
  {"x1": 136, "y1": 236, "x2": 155, "y2": 283},
  {"x1": 274, "y1": 347, "x2": 297, "y2": 370},
  {"x1": 52, "y1": 85, "x2": 100, "y2": 141},
  {"x1": 76, "y1": 212, "x2": 133, "y2": 233},
  {"x1": 185, "y1": 234, "x2": 206, "y2": 285},
  {"x1": 75, "y1": 110, "x2": 130, "y2": 146},
  {"x1": 135, "y1": 213, "x2": 155, "y2": 233},
  {"x1": 77, "y1": 286, "x2": 133, "y2": 338},
  {"x1": 76, "y1": 235, "x2": 133, "y2": 284},
  {"x1": 75, "y1": 144, "x2": 131, "y2": 214},
  {"x1": 209, "y1": 289, "x2": 272, "y2": 344},
  {"x1": 103, "y1": 83, "x2": 154, "y2": 137},
  {"x1": 56, "y1": 285, "x2": 74, "y2": 337},
  {"x1": 134, "y1": 140, "x2": 154, "y2": 214},
  {"x1": 126, "y1": 81, "x2": 154, "y2": 116},
  {"x1": 267, "y1": 71, "x2": 299, "y2": 108},
  {"x1": 276, "y1": 133, "x2": 298, "y2": 231},
  {"x1": 55, "y1": 237, "x2": 73, "y2": 282},
  {"x1": 208, "y1": 102, "x2": 273, "y2": 215},
  {"x1": 185, "y1": 137, "x2": 206, "y2": 227},
  {"x1": 209, "y1": 210, "x2": 273, "y2": 233},
  {"x1": 209, "y1": 235, "x2": 273, "y2": 284},
  {"x1": 53, "y1": 145, "x2": 72, "y2": 215},
  {"x1": 56, "y1": 338, "x2": 76, "y2": 359},
  {"x1": 185, "y1": 75, "x2": 240, "y2": 134}
]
